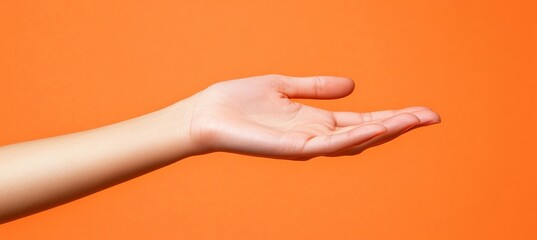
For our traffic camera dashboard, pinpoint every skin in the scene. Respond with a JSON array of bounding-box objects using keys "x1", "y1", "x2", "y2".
[{"x1": 0, "y1": 74, "x2": 440, "y2": 223}]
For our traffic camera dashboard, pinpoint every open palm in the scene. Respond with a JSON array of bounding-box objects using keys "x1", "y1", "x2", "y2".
[{"x1": 189, "y1": 75, "x2": 440, "y2": 159}]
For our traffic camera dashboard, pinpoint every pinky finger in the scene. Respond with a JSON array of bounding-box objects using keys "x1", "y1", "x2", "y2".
[
  {"x1": 301, "y1": 124, "x2": 387, "y2": 156},
  {"x1": 330, "y1": 113, "x2": 422, "y2": 156}
]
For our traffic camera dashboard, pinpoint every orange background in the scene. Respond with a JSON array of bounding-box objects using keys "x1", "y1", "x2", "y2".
[{"x1": 1, "y1": 0, "x2": 536, "y2": 239}]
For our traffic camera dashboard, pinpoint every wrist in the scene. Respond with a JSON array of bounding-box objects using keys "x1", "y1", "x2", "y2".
[{"x1": 162, "y1": 94, "x2": 201, "y2": 159}]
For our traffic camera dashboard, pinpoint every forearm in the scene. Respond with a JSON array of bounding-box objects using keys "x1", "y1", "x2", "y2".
[
  {"x1": 0, "y1": 97, "x2": 196, "y2": 222},
  {"x1": 0, "y1": 75, "x2": 441, "y2": 224}
]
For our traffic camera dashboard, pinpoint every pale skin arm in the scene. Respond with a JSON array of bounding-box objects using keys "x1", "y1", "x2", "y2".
[{"x1": 0, "y1": 74, "x2": 440, "y2": 223}]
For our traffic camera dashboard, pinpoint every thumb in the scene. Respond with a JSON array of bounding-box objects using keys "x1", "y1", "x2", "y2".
[{"x1": 278, "y1": 75, "x2": 355, "y2": 99}]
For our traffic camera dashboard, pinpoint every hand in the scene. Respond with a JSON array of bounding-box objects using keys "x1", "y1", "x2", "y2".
[
  {"x1": 0, "y1": 74, "x2": 440, "y2": 222},
  {"x1": 187, "y1": 74, "x2": 440, "y2": 159}
]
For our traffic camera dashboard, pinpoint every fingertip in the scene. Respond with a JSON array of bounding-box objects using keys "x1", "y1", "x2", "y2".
[
  {"x1": 396, "y1": 112, "x2": 422, "y2": 125},
  {"x1": 428, "y1": 111, "x2": 441, "y2": 124},
  {"x1": 320, "y1": 76, "x2": 355, "y2": 97},
  {"x1": 409, "y1": 107, "x2": 441, "y2": 125}
]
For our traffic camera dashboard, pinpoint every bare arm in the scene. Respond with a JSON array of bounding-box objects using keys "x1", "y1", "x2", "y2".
[
  {"x1": 0, "y1": 75, "x2": 440, "y2": 223},
  {"x1": 0, "y1": 97, "x2": 197, "y2": 223}
]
